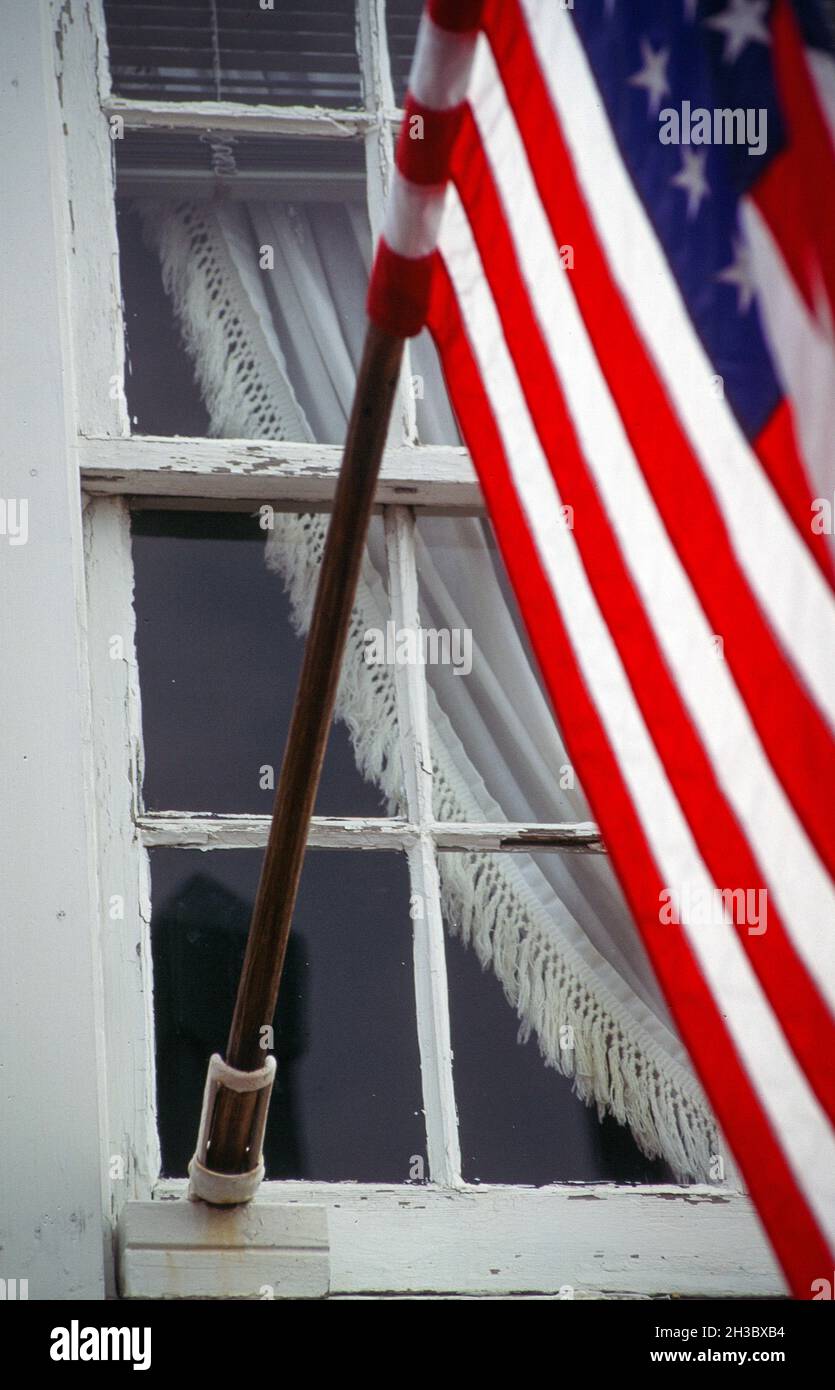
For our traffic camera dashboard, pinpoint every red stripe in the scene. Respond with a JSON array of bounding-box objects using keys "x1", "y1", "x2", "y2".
[
  {"x1": 367, "y1": 240, "x2": 433, "y2": 338},
  {"x1": 450, "y1": 113, "x2": 835, "y2": 1122},
  {"x1": 396, "y1": 98, "x2": 466, "y2": 185},
  {"x1": 485, "y1": 0, "x2": 833, "y2": 583},
  {"x1": 427, "y1": 259, "x2": 833, "y2": 1297},
  {"x1": 427, "y1": 0, "x2": 483, "y2": 34},
  {"x1": 752, "y1": 0, "x2": 835, "y2": 329},
  {"x1": 482, "y1": 0, "x2": 835, "y2": 878},
  {"x1": 753, "y1": 397, "x2": 835, "y2": 583},
  {"x1": 366, "y1": 3, "x2": 484, "y2": 335},
  {"x1": 753, "y1": 153, "x2": 823, "y2": 325}
]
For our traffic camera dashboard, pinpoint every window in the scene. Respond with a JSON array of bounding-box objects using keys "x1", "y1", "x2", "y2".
[
  {"x1": 49, "y1": 0, "x2": 773, "y2": 1297},
  {"x1": 128, "y1": 498, "x2": 674, "y2": 1188}
]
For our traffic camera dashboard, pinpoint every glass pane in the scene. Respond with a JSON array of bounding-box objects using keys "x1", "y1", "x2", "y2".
[
  {"x1": 119, "y1": 188, "x2": 461, "y2": 444},
  {"x1": 132, "y1": 509, "x2": 393, "y2": 816},
  {"x1": 118, "y1": 195, "x2": 372, "y2": 444},
  {"x1": 119, "y1": 203, "x2": 210, "y2": 437},
  {"x1": 386, "y1": 0, "x2": 423, "y2": 106},
  {"x1": 104, "y1": 0, "x2": 363, "y2": 107},
  {"x1": 411, "y1": 329, "x2": 461, "y2": 446},
  {"x1": 150, "y1": 847, "x2": 424, "y2": 1181},
  {"x1": 441, "y1": 856, "x2": 675, "y2": 1184},
  {"x1": 414, "y1": 514, "x2": 585, "y2": 823}
]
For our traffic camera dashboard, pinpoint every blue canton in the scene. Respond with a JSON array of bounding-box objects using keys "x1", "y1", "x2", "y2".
[{"x1": 570, "y1": 0, "x2": 792, "y2": 439}]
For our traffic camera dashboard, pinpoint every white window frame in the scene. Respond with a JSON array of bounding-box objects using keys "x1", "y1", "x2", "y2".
[{"x1": 9, "y1": 0, "x2": 783, "y2": 1298}]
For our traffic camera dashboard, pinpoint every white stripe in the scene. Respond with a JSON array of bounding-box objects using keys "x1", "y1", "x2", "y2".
[
  {"x1": 467, "y1": 39, "x2": 835, "y2": 1013},
  {"x1": 383, "y1": 170, "x2": 446, "y2": 260},
  {"x1": 742, "y1": 197, "x2": 835, "y2": 522},
  {"x1": 807, "y1": 48, "x2": 835, "y2": 150},
  {"x1": 517, "y1": 0, "x2": 835, "y2": 732},
  {"x1": 439, "y1": 190, "x2": 835, "y2": 1244},
  {"x1": 410, "y1": 13, "x2": 478, "y2": 111}
]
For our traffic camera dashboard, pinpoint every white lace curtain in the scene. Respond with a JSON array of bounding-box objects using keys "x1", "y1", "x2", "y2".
[{"x1": 143, "y1": 195, "x2": 720, "y2": 1179}]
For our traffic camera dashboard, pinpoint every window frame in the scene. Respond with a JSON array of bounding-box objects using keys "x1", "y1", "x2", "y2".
[{"x1": 55, "y1": 0, "x2": 779, "y2": 1296}]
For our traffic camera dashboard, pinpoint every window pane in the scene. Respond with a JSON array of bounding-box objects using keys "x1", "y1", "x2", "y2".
[
  {"x1": 119, "y1": 202, "x2": 210, "y2": 436},
  {"x1": 441, "y1": 856, "x2": 675, "y2": 1185},
  {"x1": 132, "y1": 509, "x2": 393, "y2": 816},
  {"x1": 119, "y1": 195, "x2": 373, "y2": 444},
  {"x1": 119, "y1": 188, "x2": 461, "y2": 444},
  {"x1": 414, "y1": 514, "x2": 584, "y2": 823},
  {"x1": 104, "y1": 0, "x2": 363, "y2": 107},
  {"x1": 411, "y1": 329, "x2": 461, "y2": 446},
  {"x1": 386, "y1": 0, "x2": 423, "y2": 106},
  {"x1": 150, "y1": 847, "x2": 424, "y2": 1181}
]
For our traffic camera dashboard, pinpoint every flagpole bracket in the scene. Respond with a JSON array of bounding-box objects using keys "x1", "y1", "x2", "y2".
[{"x1": 188, "y1": 1053, "x2": 277, "y2": 1205}]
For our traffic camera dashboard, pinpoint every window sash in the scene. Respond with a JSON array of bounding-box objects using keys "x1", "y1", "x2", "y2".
[
  {"x1": 99, "y1": 486, "x2": 613, "y2": 1190},
  {"x1": 96, "y1": 0, "x2": 603, "y2": 1189},
  {"x1": 89, "y1": 0, "x2": 640, "y2": 1197}
]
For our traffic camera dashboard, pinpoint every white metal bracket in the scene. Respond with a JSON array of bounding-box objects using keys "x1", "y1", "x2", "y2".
[{"x1": 188, "y1": 1053, "x2": 276, "y2": 1205}]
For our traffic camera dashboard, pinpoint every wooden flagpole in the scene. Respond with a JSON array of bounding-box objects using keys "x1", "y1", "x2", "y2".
[{"x1": 202, "y1": 321, "x2": 405, "y2": 1179}]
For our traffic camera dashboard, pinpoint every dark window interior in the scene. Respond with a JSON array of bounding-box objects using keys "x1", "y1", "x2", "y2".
[
  {"x1": 132, "y1": 509, "x2": 387, "y2": 818},
  {"x1": 444, "y1": 917, "x2": 674, "y2": 1185},
  {"x1": 385, "y1": 0, "x2": 423, "y2": 106},
  {"x1": 150, "y1": 847, "x2": 424, "y2": 1181},
  {"x1": 148, "y1": 840, "x2": 673, "y2": 1184},
  {"x1": 119, "y1": 201, "x2": 209, "y2": 435}
]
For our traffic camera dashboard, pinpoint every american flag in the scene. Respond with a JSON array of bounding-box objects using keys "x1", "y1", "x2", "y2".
[{"x1": 367, "y1": 0, "x2": 835, "y2": 1297}]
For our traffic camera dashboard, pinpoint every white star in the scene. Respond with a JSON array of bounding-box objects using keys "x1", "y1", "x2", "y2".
[
  {"x1": 715, "y1": 236, "x2": 756, "y2": 312},
  {"x1": 629, "y1": 38, "x2": 671, "y2": 115},
  {"x1": 705, "y1": 0, "x2": 770, "y2": 63},
  {"x1": 671, "y1": 148, "x2": 711, "y2": 218}
]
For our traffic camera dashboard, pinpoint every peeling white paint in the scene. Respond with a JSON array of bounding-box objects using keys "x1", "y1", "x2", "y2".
[
  {"x1": 79, "y1": 435, "x2": 482, "y2": 509},
  {"x1": 124, "y1": 1183, "x2": 785, "y2": 1299},
  {"x1": 385, "y1": 507, "x2": 461, "y2": 1186}
]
